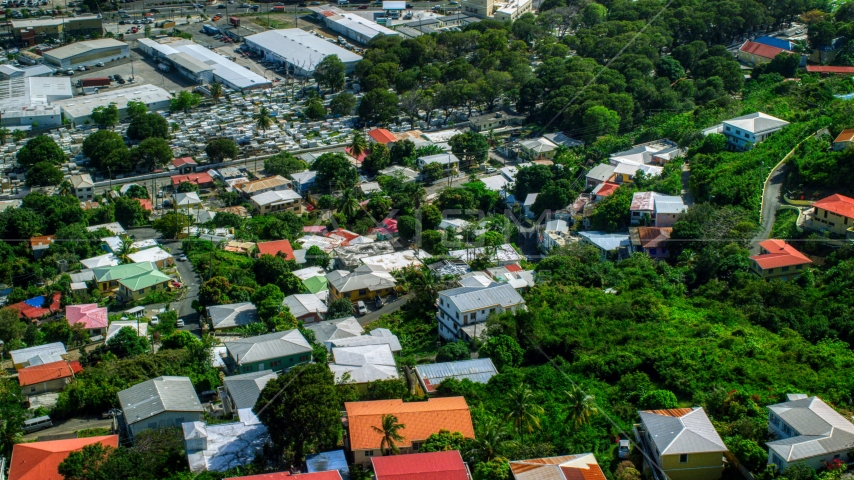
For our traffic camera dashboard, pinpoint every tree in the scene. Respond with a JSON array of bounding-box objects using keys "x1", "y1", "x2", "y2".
[
  {"x1": 265, "y1": 152, "x2": 307, "y2": 177},
  {"x1": 581, "y1": 2, "x2": 606, "y2": 26},
  {"x1": 363, "y1": 142, "x2": 391, "y2": 174},
  {"x1": 469, "y1": 416, "x2": 516, "y2": 462},
  {"x1": 209, "y1": 82, "x2": 223, "y2": 104},
  {"x1": 589, "y1": 185, "x2": 633, "y2": 232},
  {"x1": 170, "y1": 90, "x2": 202, "y2": 112},
  {"x1": 420, "y1": 204, "x2": 442, "y2": 230},
  {"x1": 25, "y1": 161, "x2": 63, "y2": 187},
  {"x1": 205, "y1": 138, "x2": 239, "y2": 162},
  {"x1": 82, "y1": 130, "x2": 128, "y2": 172},
  {"x1": 114, "y1": 236, "x2": 138, "y2": 264},
  {"x1": 106, "y1": 326, "x2": 150, "y2": 357},
  {"x1": 397, "y1": 215, "x2": 420, "y2": 242},
  {"x1": 152, "y1": 211, "x2": 192, "y2": 239},
  {"x1": 0, "y1": 308, "x2": 25, "y2": 349},
  {"x1": 327, "y1": 298, "x2": 354, "y2": 319},
  {"x1": 114, "y1": 197, "x2": 148, "y2": 229},
  {"x1": 133, "y1": 137, "x2": 172, "y2": 171},
  {"x1": 505, "y1": 384, "x2": 544, "y2": 438},
  {"x1": 254, "y1": 254, "x2": 292, "y2": 286},
  {"x1": 563, "y1": 385, "x2": 599, "y2": 428},
  {"x1": 479, "y1": 335, "x2": 523, "y2": 371},
  {"x1": 421, "y1": 430, "x2": 469, "y2": 453},
  {"x1": 176, "y1": 181, "x2": 199, "y2": 193},
  {"x1": 422, "y1": 163, "x2": 444, "y2": 183},
  {"x1": 57, "y1": 441, "x2": 117, "y2": 480},
  {"x1": 657, "y1": 55, "x2": 685, "y2": 81},
  {"x1": 473, "y1": 457, "x2": 511, "y2": 480},
  {"x1": 123, "y1": 184, "x2": 148, "y2": 199},
  {"x1": 358, "y1": 88, "x2": 399, "y2": 124},
  {"x1": 314, "y1": 54, "x2": 346, "y2": 92},
  {"x1": 255, "y1": 363, "x2": 341, "y2": 465},
  {"x1": 314, "y1": 152, "x2": 359, "y2": 188},
  {"x1": 254, "y1": 106, "x2": 274, "y2": 135},
  {"x1": 437, "y1": 341, "x2": 470, "y2": 362},
  {"x1": 639, "y1": 389, "x2": 679, "y2": 409},
  {"x1": 390, "y1": 139, "x2": 416, "y2": 165},
  {"x1": 330, "y1": 92, "x2": 357, "y2": 115},
  {"x1": 91, "y1": 103, "x2": 119, "y2": 128},
  {"x1": 364, "y1": 378, "x2": 408, "y2": 400},
  {"x1": 0, "y1": 378, "x2": 25, "y2": 458},
  {"x1": 126, "y1": 100, "x2": 147, "y2": 119},
  {"x1": 349, "y1": 132, "x2": 369, "y2": 160},
  {"x1": 372, "y1": 414, "x2": 406, "y2": 455},
  {"x1": 339, "y1": 188, "x2": 361, "y2": 219},
  {"x1": 0, "y1": 127, "x2": 10, "y2": 145},
  {"x1": 449, "y1": 131, "x2": 489, "y2": 170},
  {"x1": 582, "y1": 105, "x2": 620, "y2": 142},
  {"x1": 127, "y1": 112, "x2": 169, "y2": 141},
  {"x1": 17, "y1": 135, "x2": 66, "y2": 167},
  {"x1": 306, "y1": 245, "x2": 331, "y2": 268}
]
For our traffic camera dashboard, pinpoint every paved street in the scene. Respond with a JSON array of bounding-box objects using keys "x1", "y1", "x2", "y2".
[
  {"x1": 357, "y1": 293, "x2": 411, "y2": 326},
  {"x1": 22, "y1": 416, "x2": 114, "y2": 441}
]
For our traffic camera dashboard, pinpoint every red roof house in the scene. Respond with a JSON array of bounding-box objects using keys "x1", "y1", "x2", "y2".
[
  {"x1": 8, "y1": 293, "x2": 61, "y2": 320},
  {"x1": 65, "y1": 303, "x2": 108, "y2": 332},
  {"x1": 256, "y1": 239, "x2": 295, "y2": 261},
  {"x1": 510, "y1": 454, "x2": 607, "y2": 480},
  {"x1": 806, "y1": 65, "x2": 854, "y2": 74},
  {"x1": 170, "y1": 172, "x2": 213, "y2": 188},
  {"x1": 812, "y1": 193, "x2": 854, "y2": 219},
  {"x1": 739, "y1": 41, "x2": 787, "y2": 61},
  {"x1": 592, "y1": 181, "x2": 620, "y2": 198},
  {"x1": 325, "y1": 229, "x2": 361, "y2": 247},
  {"x1": 750, "y1": 240, "x2": 812, "y2": 279},
  {"x1": 303, "y1": 226, "x2": 329, "y2": 235},
  {"x1": 345, "y1": 146, "x2": 368, "y2": 163},
  {"x1": 137, "y1": 198, "x2": 153, "y2": 212},
  {"x1": 18, "y1": 360, "x2": 83, "y2": 390},
  {"x1": 372, "y1": 451, "x2": 470, "y2": 480},
  {"x1": 368, "y1": 128, "x2": 398, "y2": 145},
  {"x1": 224, "y1": 472, "x2": 342, "y2": 480},
  {"x1": 8, "y1": 435, "x2": 119, "y2": 480},
  {"x1": 172, "y1": 157, "x2": 198, "y2": 168}
]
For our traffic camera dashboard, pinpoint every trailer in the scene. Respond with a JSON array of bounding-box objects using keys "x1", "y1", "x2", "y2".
[
  {"x1": 202, "y1": 24, "x2": 219, "y2": 34},
  {"x1": 229, "y1": 16, "x2": 240, "y2": 27},
  {"x1": 78, "y1": 77, "x2": 110, "y2": 87}
]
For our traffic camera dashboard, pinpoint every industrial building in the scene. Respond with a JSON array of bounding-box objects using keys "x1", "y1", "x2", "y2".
[
  {"x1": 0, "y1": 64, "x2": 54, "y2": 80},
  {"x1": 42, "y1": 39, "x2": 129, "y2": 69},
  {"x1": 244, "y1": 29, "x2": 362, "y2": 76},
  {"x1": 309, "y1": 7, "x2": 399, "y2": 44},
  {"x1": 12, "y1": 15, "x2": 104, "y2": 46},
  {"x1": 459, "y1": 0, "x2": 531, "y2": 20},
  {"x1": 53, "y1": 84, "x2": 172, "y2": 126},
  {"x1": 139, "y1": 38, "x2": 270, "y2": 91},
  {"x1": 0, "y1": 76, "x2": 72, "y2": 128}
]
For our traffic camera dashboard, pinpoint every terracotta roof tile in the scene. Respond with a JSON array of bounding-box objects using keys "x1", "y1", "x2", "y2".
[
  {"x1": 641, "y1": 408, "x2": 695, "y2": 417},
  {"x1": 637, "y1": 227, "x2": 672, "y2": 249},
  {"x1": 345, "y1": 397, "x2": 474, "y2": 451},
  {"x1": 372, "y1": 451, "x2": 469, "y2": 480},
  {"x1": 813, "y1": 193, "x2": 854, "y2": 219},
  {"x1": 8, "y1": 435, "x2": 118, "y2": 480},
  {"x1": 18, "y1": 360, "x2": 82, "y2": 386},
  {"x1": 834, "y1": 129, "x2": 854, "y2": 143},
  {"x1": 740, "y1": 40, "x2": 786, "y2": 59},
  {"x1": 29, "y1": 235, "x2": 54, "y2": 249},
  {"x1": 256, "y1": 240, "x2": 295, "y2": 260},
  {"x1": 750, "y1": 239, "x2": 812, "y2": 269},
  {"x1": 171, "y1": 172, "x2": 213, "y2": 187},
  {"x1": 368, "y1": 129, "x2": 398, "y2": 145},
  {"x1": 172, "y1": 157, "x2": 197, "y2": 167},
  {"x1": 806, "y1": 65, "x2": 854, "y2": 74}
]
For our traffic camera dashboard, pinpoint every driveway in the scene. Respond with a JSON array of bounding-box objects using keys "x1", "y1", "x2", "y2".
[
  {"x1": 22, "y1": 416, "x2": 114, "y2": 441},
  {"x1": 751, "y1": 163, "x2": 789, "y2": 253},
  {"x1": 357, "y1": 294, "x2": 412, "y2": 326}
]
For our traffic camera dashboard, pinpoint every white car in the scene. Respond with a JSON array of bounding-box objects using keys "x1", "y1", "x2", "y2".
[
  {"x1": 177, "y1": 255, "x2": 188, "y2": 262},
  {"x1": 176, "y1": 319, "x2": 185, "y2": 327},
  {"x1": 150, "y1": 316, "x2": 159, "y2": 325},
  {"x1": 356, "y1": 301, "x2": 367, "y2": 316}
]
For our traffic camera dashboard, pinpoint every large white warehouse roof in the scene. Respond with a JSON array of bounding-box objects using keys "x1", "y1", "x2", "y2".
[{"x1": 245, "y1": 29, "x2": 362, "y2": 72}]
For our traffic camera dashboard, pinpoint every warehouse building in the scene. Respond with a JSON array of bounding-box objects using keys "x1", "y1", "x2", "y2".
[
  {"x1": 53, "y1": 84, "x2": 171, "y2": 126},
  {"x1": 12, "y1": 15, "x2": 104, "y2": 46},
  {"x1": 0, "y1": 64, "x2": 54, "y2": 80},
  {"x1": 42, "y1": 39, "x2": 129, "y2": 69},
  {"x1": 139, "y1": 38, "x2": 270, "y2": 91},
  {"x1": 0, "y1": 76, "x2": 72, "y2": 128},
  {"x1": 244, "y1": 29, "x2": 362, "y2": 76},
  {"x1": 309, "y1": 7, "x2": 399, "y2": 45}
]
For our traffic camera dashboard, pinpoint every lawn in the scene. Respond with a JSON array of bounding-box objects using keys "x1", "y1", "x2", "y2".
[{"x1": 770, "y1": 208, "x2": 800, "y2": 239}]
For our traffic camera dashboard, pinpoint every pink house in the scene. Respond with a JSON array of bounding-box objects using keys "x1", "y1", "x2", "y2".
[{"x1": 66, "y1": 304, "x2": 108, "y2": 336}]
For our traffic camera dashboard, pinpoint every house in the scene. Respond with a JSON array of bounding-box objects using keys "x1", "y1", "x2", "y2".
[
  {"x1": 360, "y1": 250, "x2": 427, "y2": 272},
  {"x1": 224, "y1": 329, "x2": 312, "y2": 374},
  {"x1": 510, "y1": 454, "x2": 607, "y2": 480},
  {"x1": 832, "y1": 128, "x2": 854, "y2": 151},
  {"x1": 539, "y1": 219, "x2": 571, "y2": 252},
  {"x1": 127, "y1": 246, "x2": 174, "y2": 268},
  {"x1": 92, "y1": 261, "x2": 157, "y2": 294},
  {"x1": 437, "y1": 283, "x2": 526, "y2": 341},
  {"x1": 30, "y1": 235, "x2": 53, "y2": 259},
  {"x1": 611, "y1": 161, "x2": 663, "y2": 184},
  {"x1": 359, "y1": 181, "x2": 382, "y2": 195},
  {"x1": 303, "y1": 275, "x2": 330, "y2": 295},
  {"x1": 283, "y1": 294, "x2": 328, "y2": 323},
  {"x1": 208, "y1": 302, "x2": 260, "y2": 331},
  {"x1": 749, "y1": 239, "x2": 812, "y2": 281},
  {"x1": 585, "y1": 164, "x2": 616, "y2": 188},
  {"x1": 69, "y1": 173, "x2": 94, "y2": 201},
  {"x1": 174, "y1": 191, "x2": 202, "y2": 208},
  {"x1": 374, "y1": 218, "x2": 398, "y2": 240},
  {"x1": 10, "y1": 342, "x2": 66, "y2": 370},
  {"x1": 630, "y1": 191, "x2": 656, "y2": 225},
  {"x1": 344, "y1": 397, "x2": 475, "y2": 466},
  {"x1": 368, "y1": 128, "x2": 397, "y2": 145},
  {"x1": 329, "y1": 344, "x2": 399, "y2": 388},
  {"x1": 18, "y1": 360, "x2": 82, "y2": 396},
  {"x1": 328, "y1": 328, "x2": 402, "y2": 353},
  {"x1": 417, "y1": 153, "x2": 460, "y2": 170},
  {"x1": 305, "y1": 317, "x2": 364, "y2": 350},
  {"x1": 415, "y1": 358, "x2": 497, "y2": 394},
  {"x1": 807, "y1": 193, "x2": 854, "y2": 236},
  {"x1": 117, "y1": 269, "x2": 172, "y2": 302},
  {"x1": 485, "y1": 265, "x2": 535, "y2": 291},
  {"x1": 333, "y1": 241, "x2": 396, "y2": 270},
  {"x1": 372, "y1": 450, "x2": 471, "y2": 480},
  {"x1": 65, "y1": 303, "x2": 108, "y2": 336},
  {"x1": 8, "y1": 293, "x2": 61, "y2": 320},
  {"x1": 722, "y1": 112, "x2": 790, "y2": 151},
  {"x1": 87, "y1": 222, "x2": 127, "y2": 236},
  {"x1": 654, "y1": 196, "x2": 688, "y2": 227},
  {"x1": 591, "y1": 181, "x2": 620, "y2": 201},
  {"x1": 183, "y1": 409, "x2": 269, "y2": 473},
  {"x1": 448, "y1": 244, "x2": 523, "y2": 266},
  {"x1": 611, "y1": 140, "x2": 682, "y2": 166},
  {"x1": 250, "y1": 189, "x2": 304, "y2": 214},
  {"x1": 806, "y1": 65, "x2": 854, "y2": 75},
  {"x1": 235, "y1": 175, "x2": 291, "y2": 198},
  {"x1": 224, "y1": 241, "x2": 256, "y2": 255},
  {"x1": 327, "y1": 264, "x2": 397, "y2": 302},
  {"x1": 543, "y1": 132, "x2": 583, "y2": 149},
  {"x1": 118, "y1": 376, "x2": 204, "y2": 441},
  {"x1": 629, "y1": 227, "x2": 672, "y2": 260},
  {"x1": 519, "y1": 137, "x2": 558, "y2": 160},
  {"x1": 225, "y1": 472, "x2": 343, "y2": 479},
  {"x1": 379, "y1": 165, "x2": 419, "y2": 183},
  {"x1": 255, "y1": 240, "x2": 295, "y2": 261},
  {"x1": 171, "y1": 172, "x2": 214, "y2": 190},
  {"x1": 766, "y1": 394, "x2": 854, "y2": 472},
  {"x1": 578, "y1": 232, "x2": 631, "y2": 260},
  {"x1": 523, "y1": 193, "x2": 538, "y2": 218},
  {"x1": 468, "y1": 110, "x2": 525, "y2": 132},
  {"x1": 290, "y1": 170, "x2": 317, "y2": 194},
  {"x1": 219, "y1": 370, "x2": 277, "y2": 416},
  {"x1": 634, "y1": 407, "x2": 728, "y2": 480},
  {"x1": 106, "y1": 320, "x2": 148, "y2": 343},
  {"x1": 172, "y1": 156, "x2": 197, "y2": 174},
  {"x1": 8, "y1": 435, "x2": 119, "y2": 480},
  {"x1": 738, "y1": 40, "x2": 789, "y2": 65}
]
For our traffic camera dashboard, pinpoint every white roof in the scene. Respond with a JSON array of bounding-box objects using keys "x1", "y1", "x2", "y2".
[
  {"x1": 184, "y1": 418, "x2": 269, "y2": 473},
  {"x1": 524, "y1": 193, "x2": 538, "y2": 206},
  {"x1": 174, "y1": 192, "x2": 202, "y2": 206},
  {"x1": 458, "y1": 272, "x2": 493, "y2": 288},
  {"x1": 360, "y1": 250, "x2": 425, "y2": 272},
  {"x1": 439, "y1": 283, "x2": 525, "y2": 313},
  {"x1": 586, "y1": 163, "x2": 616, "y2": 182},
  {"x1": 87, "y1": 222, "x2": 127, "y2": 235},
  {"x1": 25, "y1": 76, "x2": 73, "y2": 104},
  {"x1": 282, "y1": 294, "x2": 328, "y2": 318},
  {"x1": 10, "y1": 342, "x2": 66, "y2": 366},
  {"x1": 292, "y1": 266, "x2": 326, "y2": 281},
  {"x1": 654, "y1": 196, "x2": 687, "y2": 214},
  {"x1": 419, "y1": 153, "x2": 459, "y2": 165},
  {"x1": 767, "y1": 395, "x2": 854, "y2": 462},
  {"x1": 481, "y1": 175, "x2": 511, "y2": 192},
  {"x1": 43, "y1": 39, "x2": 127, "y2": 61},
  {"x1": 250, "y1": 189, "x2": 301, "y2": 207},
  {"x1": 290, "y1": 170, "x2": 316, "y2": 184},
  {"x1": 11, "y1": 14, "x2": 102, "y2": 28},
  {"x1": 359, "y1": 181, "x2": 381, "y2": 194},
  {"x1": 127, "y1": 247, "x2": 173, "y2": 264},
  {"x1": 723, "y1": 112, "x2": 790, "y2": 134},
  {"x1": 244, "y1": 29, "x2": 362, "y2": 72},
  {"x1": 578, "y1": 231, "x2": 631, "y2": 251},
  {"x1": 106, "y1": 320, "x2": 148, "y2": 342},
  {"x1": 448, "y1": 244, "x2": 523, "y2": 264},
  {"x1": 327, "y1": 12, "x2": 399, "y2": 40},
  {"x1": 329, "y1": 344, "x2": 399, "y2": 384},
  {"x1": 639, "y1": 408, "x2": 727, "y2": 455},
  {"x1": 80, "y1": 253, "x2": 119, "y2": 269},
  {"x1": 54, "y1": 84, "x2": 172, "y2": 119},
  {"x1": 329, "y1": 328, "x2": 402, "y2": 353},
  {"x1": 174, "y1": 43, "x2": 269, "y2": 90}
]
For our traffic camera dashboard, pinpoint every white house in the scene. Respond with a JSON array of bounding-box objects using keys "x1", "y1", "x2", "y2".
[
  {"x1": 250, "y1": 190, "x2": 303, "y2": 214},
  {"x1": 70, "y1": 174, "x2": 94, "y2": 201},
  {"x1": 417, "y1": 153, "x2": 459, "y2": 170},
  {"x1": 722, "y1": 112, "x2": 790, "y2": 151},
  {"x1": 437, "y1": 283, "x2": 526, "y2": 341}
]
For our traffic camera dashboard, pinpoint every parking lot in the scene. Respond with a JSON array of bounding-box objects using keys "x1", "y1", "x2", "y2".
[{"x1": 71, "y1": 44, "x2": 197, "y2": 94}]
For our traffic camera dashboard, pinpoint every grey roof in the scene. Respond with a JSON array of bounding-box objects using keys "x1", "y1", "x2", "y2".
[
  {"x1": 170, "y1": 52, "x2": 214, "y2": 74},
  {"x1": 283, "y1": 294, "x2": 328, "y2": 318},
  {"x1": 638, "y1": 408, "x2": 727, "y2": 455},
  {"x1": 654, "y1": 196, "x2": 687, "y2": 215},
  {"x1": 766, "y1": 396, "x2": 854, "y2": 461},
  {"x1": 10, "y1": 342, "x2": 66, "y2": 366},
  {"x1": 326, "y1": 264, "x2": 396, "y2": 293},
  {"x1": 415, "y1": 358, "x2": 497, "y2": 391},
  {"x1": 222, "y1": 370, "x2": 277, "y2": 411},
  {"x1": 543, "y1": 132, "x2": 583, "y2": 148},
  {"x1": 306, "y1": 450, "x2": 348, "y2": 475},
  {"x1": 225, "y1": 330, "x2": 311, "y2": 365},
  {"x1": 43, "y1": 39, "x2": 127, "y2": 61},
  {"x1": 438, "y1": 283, "x2": 525, "y2": 314},
  {"x1": 305, "y1": 317, "x2": 363, "y2": 344},
  {"x1": 70, "y1": 269, "x2": 95, "y2": 283},
  {"x1": 329, "y1": 328, "x2": 402, "y2": 353},
  {"x1": 244, "y1": 29, "x2": 362, "y2": 73},
  {"x1": 768, "y1": 431, "x2": 854, "y2": 462},
  {"x1": 117, "y1": 376, "x2": 203, "y2": 426},
  {"x1": 579, "y1": 231, "x2": 631, "y2": 251},
  {"x1": 586, "y1": 163, "x2": 616, "y2": 182},
  {"x1": 332, "y1": 343, "x2": 396, "y2": 367},
  {"x1": 723, "y1": 112, "x2": 790, "y2": 135},
  {"x1": 208, "y1": 302, "x2": 259, "y2": 330}
]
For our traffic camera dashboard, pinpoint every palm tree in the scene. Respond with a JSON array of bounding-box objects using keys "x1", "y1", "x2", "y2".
[
  {"x1": 371, "y1": 414, "x2": 406, "y2": 455},
  {"x1": 349, "y1": 132, "x2": 369, "y2": 159},
  {"x1": 339, "y1": 187, "x2": 361, "y2": 219},
  {"x1": 485, "y1": 128, "x2": 498, "y2": 147},
  {"x1": 563, "y1": 385, "x2": 599, "y2": 429},
  {"x1": 469, "y1": 416, "x2": 517, "y2": 462},
  {"x1": 254, "y1": 106, "x2": 273, "y2": 137},
  {"x1": 57, "y1": 180, "x2": 73, "y2": 196},
  {"x1": 209, "y1": 82, "x2": 223, "y2": 104},
  {"x1": 115, "y1": 237, "x2": 138, "y2": 264},
  {"x1": 505, "y1": 384, "x2": 544, "y2": 439}
]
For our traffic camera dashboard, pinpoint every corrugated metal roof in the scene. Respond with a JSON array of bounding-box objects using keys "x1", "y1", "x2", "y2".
[
  {"x1": 223, "y1": 370, "x2": 277, "y2": 410},
  {"x1": 305, "y1": 317, "x2": 363, "y2": 344},
  {"x1": 371, "y1": 450, "x2": 469, "y2": 480},
  {"x1": 283, "y1": 294, "x2": 328, "y2": 318},
  {"x1": 329, "y1": 328, "x2": 401, "y2": 352},
  {"x1": 208, "y1": 302, "x2": 259, "y2": 330},
  {"x1": 117, "y1": 376, "x2": 203, "y2": 426},
  {"x1": 439, "y1": 283, "x2": 525, "y2": 313},
  {"x1": 224, "y1": 330, "x2": 311, "y2": 365},
  {"x1": 510, "y1": 454, "x2": 606, "y2": 480},
  {"x1": 244, "y1": 29, "x2": 362, "y2": 73},
  {"x1": 415, "y1": 358, "x2": 497, "y2": 393},
  {"x1": 639, "y1": 408, "x2": 727, "y2": 455},
  {"x1": 769, "y1": 396, "x2": 854, "y2": 436},
  {"x1": 326, "y1": 264, "x2": 396, "y2": 293},
  {"x1": 329, "y1": 362, "x2": 399, "y2": 384},
  {"x1": 10, "y1": 342, "x2": 66, "y2": 366}
]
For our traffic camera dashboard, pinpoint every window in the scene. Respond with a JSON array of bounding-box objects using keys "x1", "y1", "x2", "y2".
[
  {"x1": 270, "y1": 360, "x2": 281, "y2": 367},
  {"x1": 359, "y1": 289, "x2": 367, "y2": 295},
  {"x1": 824, "y1": 209, "x2": 828, "y2": 218},
  {"x1": 679, "y1": 454, "x2": 688, "y2": 463},
  {"x1": 782, "y1": 266, "x2": 790, "y2": 272},
  {"x1": 30, "y1": 387, "x2": 36, "y2": 392},
  {"x1": 299, "y1": 355, "x2": 309, "y2": 361},
  {"x1": 364, "y1": 451, "x2": 374, "y2": 457},
  {"x1": 770, "y1": 414, "x2": 780, "y2": 427},
  {"x1": 412, "y1": 442, "x2": 421, "y2": 451}
]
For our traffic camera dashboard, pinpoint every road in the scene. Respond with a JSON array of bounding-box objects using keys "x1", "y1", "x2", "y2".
[
  {"x1": 22, "y1": 416, "x2": 114, "y2": 441},
  {"x1": 357, "y1": 293, "x2": 411, "y2": 326},
  {"x1": 750, "y1": 163, "x2": 788, "y2": 253},
  {"x1": 681, "y1": 163, "x2": 694, "y2": 207}
]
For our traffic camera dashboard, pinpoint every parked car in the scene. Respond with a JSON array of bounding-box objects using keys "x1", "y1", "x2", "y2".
[
  {"x1": 95, "y1": 62, "x2": 104, "y2": 67},
  {"x1": 375, "y1": 296, "x2": 384, "y2": 308},
  {"x1": 356, "y1": 300, "x2": 367, "y2": 315},
  {"x1": 150, "y1": 316, "x2": 159, "y2": 325},
  {"x1": 176, "y1": 319, "x2": 185, "y2": 327},
  {"x1": 618, "y1": 439, "x2": 631, "y2": 459},
  {"x1": 177, "y1": 255, "x2": 188, "y2": 262},
  {"x1": 485, "y1": 167, "x2": 497, "y2": 174}
]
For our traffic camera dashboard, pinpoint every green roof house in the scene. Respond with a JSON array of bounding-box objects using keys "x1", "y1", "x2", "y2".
[
  {"x1": 224, "y1": 329, "x2": 312, "y2": 374},
  {"x1": 118, "y1": 269, "x2": 171, "y2": 302},
  {"x1": 92, "y1": 262, "x2": 157, "y2": 294},
  {"x1": 303, "y1": 275, "x2": 329, "y2": 295}
]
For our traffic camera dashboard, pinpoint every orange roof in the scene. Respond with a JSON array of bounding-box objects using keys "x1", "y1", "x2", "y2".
[
  {"x1": 172, "y1": 156, "x2": 197, "y2": 167},
  {"x1": 806, "y1": 65, "x2": 854, "y2": 74},
  {"x1": 344, "y1": 397, "x2": 474, "y2": 451},
  {"x1": 256, "y1": 240, "x2": 295, "y2": 261},
  {"x1": 510, "y1": 455, "x2": 607, "y2": 480},
  {"x1": 641, "y1": 408, "x2": 695, "y2": 417},
  {"x1": 813, "y1": 194, "x2": 854, "y2": 218},
  {"x1": 9, "y1": 435, "x2": 119, "y2": 480},
  {"x1": 750, "y1": 239, "x2": 812, "y2": 269},
  {"x1": 325, "y1": 229, "x2": 361, "y2": 246},
  {"x1": 637, "y1": 227, "x2": 672, "y2": 249},
  {"x1": 834, "y1": 129, "x2": 854, "y2": 144},
  {"x1": 225, "y1": 473, "x2": 342, "y2": 480},
  {"x1": 171, "y1": 172, "x2": 213, "y2": 187},
  {"x1": 137, "y1": 198, "x2": 153, "y2": 212},
  {"x1": 739, "y1": 40, "x2": 786, "y2": 59},
  {"x1": 595, "y1": 182, "x2": 619, "y2": 197},
  {"x1": 368, "y1": 128, "x2": 397, "y2": 145},
  {"x1": 18, "y1": 360, "x2": 82, "y2": 386},
  {"x1": 30, "y1": 235, "x2": 53, "y2": 249}
]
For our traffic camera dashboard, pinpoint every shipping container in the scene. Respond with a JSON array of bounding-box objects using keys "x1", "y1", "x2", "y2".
[
  {"x1": 229, "y1": 16, "x2": 240, "y2": 26},
  {"x1": 79, "y1": 77, "x2": 110, "y2": 87},
  {"x1": 272, "y1": 5, "x2": 285, "y2": 11},
  {"x1": 159, "y1": 20, "x2": 175, "y2": 28}
]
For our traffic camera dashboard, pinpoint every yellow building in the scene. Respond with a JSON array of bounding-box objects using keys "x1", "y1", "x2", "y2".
[
  {"x1": 634, "y1": 407, "x2": 728, "y2": 480},
  {"x1": 117, "y1": 270, "x2": 171, "y2": 302},
  {"x1": 807, "y1": 194, "x2": 854, "y2": 237},
  {"x1": 749, "y1": 239, "x2": 812, "y2": 281},
  {"x1": 326, "y1": 264, "x2": 396, "y2": 303}
]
